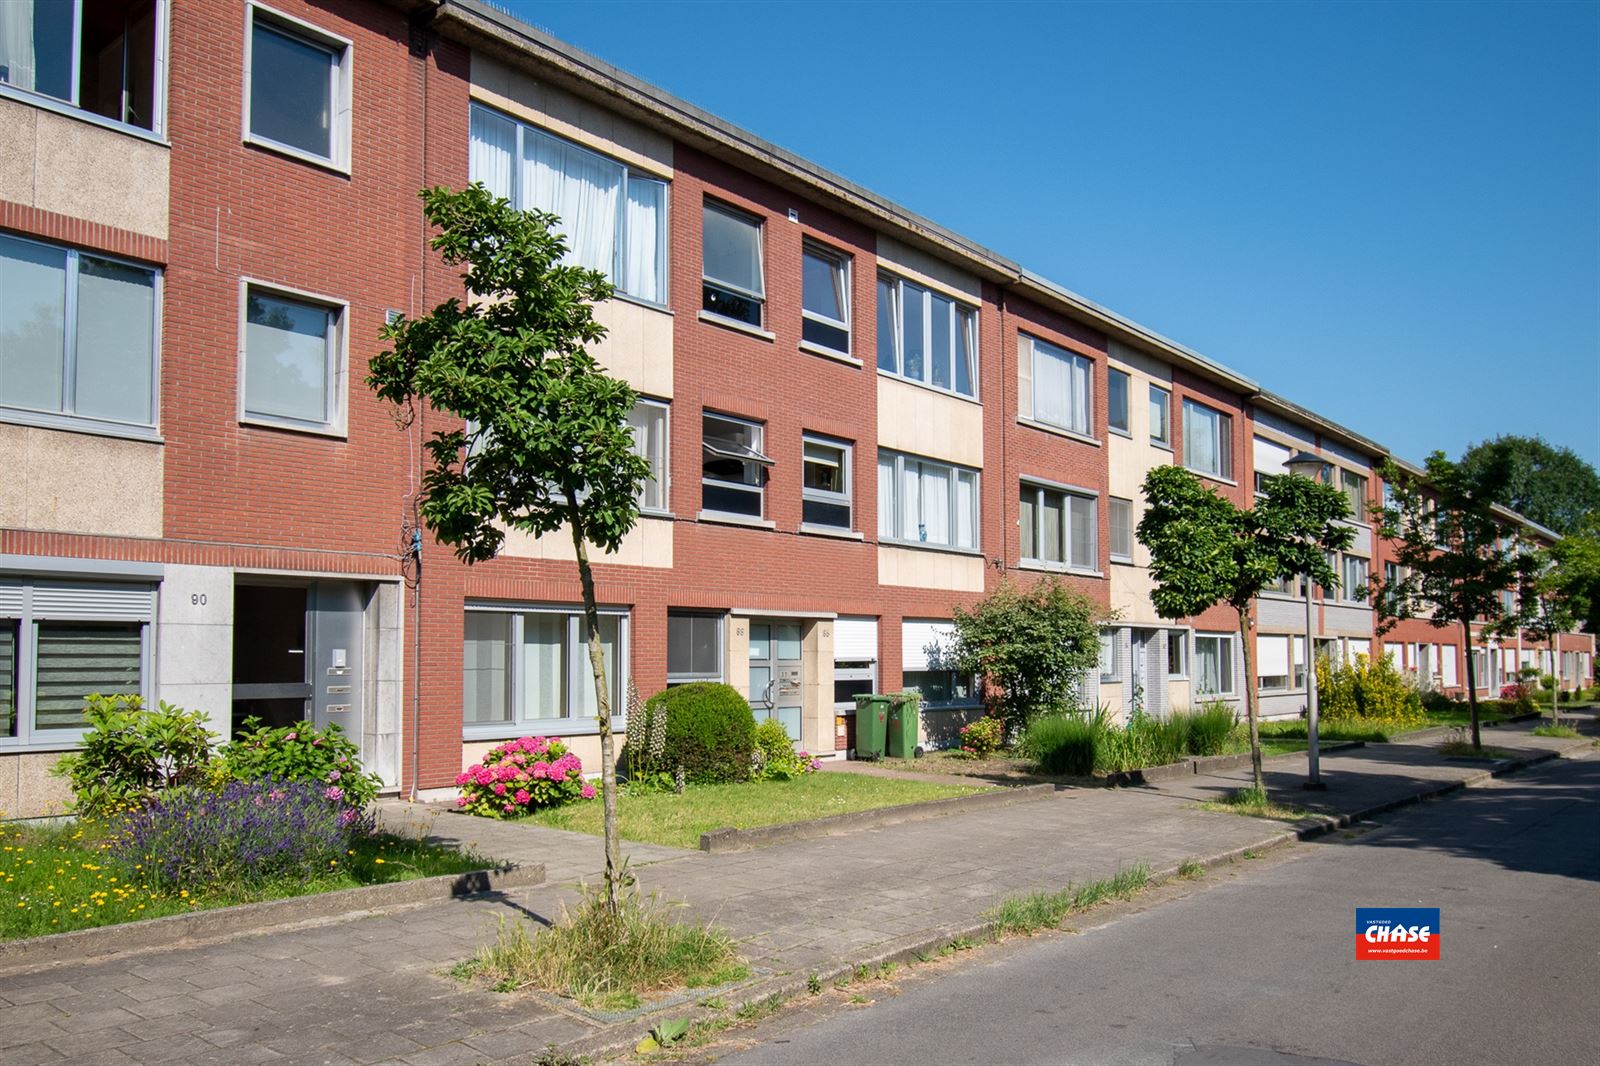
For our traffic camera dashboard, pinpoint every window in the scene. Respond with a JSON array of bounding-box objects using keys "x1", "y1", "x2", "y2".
[
  {"x1": 626, "y1": 400, "x2": 669, "y2": 512},
  {"x1": 1256, "y1": 635, "x2": 1306, "y2": 692},
  {"x1": 1342, "y1": 555, "x2": 1369, "y2": 603},
  {"x1": 1019, "y1": 482, "x2": 1096, "y2": 570},
  {"x1": 0, "y1": 579, "x2": 153, "y2": 745},
  {"x1": 0, "y1": 234, "x2": 159, "y2": 430},
  {"x1": 667, "y1": 611, "x2": 722, "y2": 684},
  {"x1": 801, "y1": 242, "x2": 850, "y2": 354},
  {"x1": 1194, "y1": 633, "x2": 1235, "y2": 696},
  {"x1": 1109, "y1": 497, "x2": 1134, "y2": 562},
  {"x1": 245, "y1": 5, "x2": 350, "y2": 167},
  {"x1": 702, "y1": 201, "x2": 764, "y2": 326},
  {"x1": 461, "y1": 606, "x2": 626, "y2": 733},
  {"x1": 1099, "y1": 630, "x2": 1118, "y2": 681},
  {"x1": 801, "y1": 434, "x2": 852, "y2": 529},
  {"x1": 0, "y1": 0, "x2": 164, "y2": 132},
  {"x1": 902, "y1": 671, "x2": 977, "y2": 709},
  {"x1": 877, "y1": 274, "x2": 977, "y2": 397},
  {"x1": 1182, "y1": 399, "x2": 1233, "y2": 480},
  {"x1": 1167, "y1": 630, "x2": 1188, "y2": 677},
  {"x1": 834, "y1": 661, "x2": 876, "y2": 710},
  {"x1": 1149, "y1": 385, "x2": 1171, "y2": 447},
  {"x1": 701, "y1": 412, "x2": 770, "y2": 518},
  {"x1": 1108, "y1": 368, "x2": 1130, "y2": 435},
  {"x1": 1342, "y1": 470, "x2": 1368, "y2": 521},
  {"x1": 468, "y1": 105, "x2": 668, "y2": 304},
  {"x1": 878, "y1": 451, "x2": 978, "y2": 551},
  {"x1": 242, "y1": 285, "x2": 344, "y2": 433},
  {"x1": 1026, "y1": 336, "x2": 1091, "y2": 435}
]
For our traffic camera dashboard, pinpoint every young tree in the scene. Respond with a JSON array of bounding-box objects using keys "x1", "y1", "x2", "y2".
[
  {"x1": 1138, "y1": 466, "x2": 1351, "y2": 791},
  {"x1": 1370, "y1": 452, "x2": 1521, "y2": 752},
  {"x1": 367, "y1": 184, "x2": 649, "y2": 912},
  {"x1": 1517, "y1": 537, "x2": 1596, "y2": 721},
  {"x1": 949, "y1": 577, "x2": 1103, "y2": 737},
  {"x1": 1550, "y1": 515, "x2": 1600, "y2": 637}
]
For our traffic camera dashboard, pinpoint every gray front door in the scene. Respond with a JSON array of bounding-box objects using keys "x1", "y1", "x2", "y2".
[
  {"x1": 749, "y1": 620, "x2": 803, "y2": 741},
  {"x1": 309, "y1": 580, "x2": 365, "y2": 741}
]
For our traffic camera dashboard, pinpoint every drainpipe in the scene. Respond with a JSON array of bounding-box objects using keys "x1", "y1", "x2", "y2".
[{"x1": 407, "y1": 6, "x2": 435, "y2": 802}]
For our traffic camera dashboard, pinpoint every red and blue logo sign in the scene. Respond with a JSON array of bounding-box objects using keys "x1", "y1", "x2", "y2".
[{"x1": 1356, "y1": 907, "x2": 1440, "y2": 960}]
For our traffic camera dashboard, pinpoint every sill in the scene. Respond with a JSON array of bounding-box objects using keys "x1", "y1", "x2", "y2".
[
  {"x1": 1018, "y1": 560, "x2": 1105, "y2": 579},
  {"x1": 1016, "y1": 416, "x2": 1101, "y2": 447},
  {"x1": 1151, "y1": 441, "x2": 1174, "y2": 452},
  {"x1": 0, "y1": 735, "x2": 90, "y2": 754},
  {"x1": 1108, "y1": 427, "x2": 1133, "y2": 439},
  {"x1": 697, "y1": 510, "x2": 776, "y2": 530},
  {"x1": 877, "y1": 370, "x2": 981, "y2": 406},
  {"x1": 0, "y1": 84, "x2": 169, "y2": 146},
  {"x1": 243, "y1": 134, "x2": 351, "y2": 178},
  {"x1": 638, "y1": 508, "x2": 676, "y2": 521},
  {"x1": 613, "y1": 292, "x2": 673, "y2": 315},
  {"x1": 798, "y1": 340, "x2": 862, "y2": 367},
  {"x1": 1110, "y1": 554, "x2": 1135, "y2": 565},
  {"x1": 800, "y1": 524, "x2": 865, "y2": 541},
  {"x1": 464, "y1": 717, "x2": 625, "y2": 742},
  {"x1": 879, "y1": 539, "x2": 983, "y2": 558},
  {"x1": 0, "y1": 407, "x2": 163, "y2": 444},
  {"x1": 698, "y1": 310, "x2": 775, "y2": 342},
  {"x1": 1188, "y1": 468, "x2": 1239, "y2": 488},
  {"x1": 240, "y1": 415, "x2": 348, "y2": 440}
]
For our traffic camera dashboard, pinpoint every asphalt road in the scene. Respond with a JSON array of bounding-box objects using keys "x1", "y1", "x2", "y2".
[{"x1": 715, "y1": 754, "x2": 1600, "y2": 1066}]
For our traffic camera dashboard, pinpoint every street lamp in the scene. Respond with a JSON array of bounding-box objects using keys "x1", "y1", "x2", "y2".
[{"x1": 1286, "y1": 450, "x2": 1329, "y2": 791}]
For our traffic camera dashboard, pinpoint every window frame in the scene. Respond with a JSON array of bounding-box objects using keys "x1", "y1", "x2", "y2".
[
  {"x1": 800, "y1": 240, "x2": 852, "y2": 358},
  {"x1": 877, "y1": 450, "x2": 981, "y2": 553},
  {"x1": 1026, "y1": 335, "x2": 1093, "y2": 436},
  {"x1": 1018, "y1": 479, "x2": 1098, "y2": 573},
  {"x1": 1342, "y1": 554, "x2": 1370, "y2": 604},
  {"x1": 1193, "y1": 632, "x2": 1236, "y2": 696},
  {"x1": 1342, "y1": 469, "x2": 1369, "y2": 522},
  {"x1": 901, "y1": 669, "x2": 981, "y2": 710},
  {"x1": 1167, "y1": 629, "x2": 1189, "y2": 678},
  {"x1": 1149, "y1": 384, "x2": 1172, "y2": 449},
  {"x1": 238, "y1": 279, "x2": 349, "y2": 437},
  {"x1": 1108, "y1": 496, "x2": 1134, "y2": 563},
  {"x1": 1181, "y1": 397, "x2": 1234, "y2": 482},
  {"x1": 1255, "y1": 634, "x2": 1308, "y2": 692},
  {"x1": 626, "y1": 397, "x2": 671, "y2": 515},
  {"x1": 701, "y1": 199, "x2": 766, "y2": 327},
  {"x1": 1098, "y1": 630, "x2": 1118, "y2": 682},
  {"x1": 1107, "y1": 368, "x2": 1131, "y2": 436},
  {"x1": 0, "y1": 232, "x2": 162, "y2": 439},
  {"x1": 801, "y1": 433, "x2": 853, "y2": 532},
  {"x1": 667, "y1": 611, "x2": 724, "y2": 685},
  {"x1": 700, "y1": 411, "x2": 770, "y2": 521},
  {"x1": 242, "y1": 2, "x2": 352, "y2": 173},
  {"x1": 461, "y1": 603, "x2": 630, "y2": 740},
  {"x1": 876, "y1": 272, "x2": 979, "y2": 400}
]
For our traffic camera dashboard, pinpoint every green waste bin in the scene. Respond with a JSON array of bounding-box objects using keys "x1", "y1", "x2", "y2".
[
  {"x1": 886, "y1": 692, "x2": 922, "y2": 759},
  {"x1": 853, "y1": 693, "x2": 892, "y2": 760}
]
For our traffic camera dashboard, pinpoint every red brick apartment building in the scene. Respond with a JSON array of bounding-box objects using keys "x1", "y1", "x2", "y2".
[{"x1": 1, "y1": 0, "x2": 1590, "y2": 814}]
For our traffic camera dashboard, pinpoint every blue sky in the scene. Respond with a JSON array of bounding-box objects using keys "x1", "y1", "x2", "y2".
[{"x1": 500, "y1": 0, "x2": 1600, "y2": 467}]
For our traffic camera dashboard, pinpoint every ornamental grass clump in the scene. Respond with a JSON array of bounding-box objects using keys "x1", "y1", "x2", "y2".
[
  {"x1": 1182, "y1": 701, "x2": 1238, "y2": 757},
  {"x1": 456, "y1": 736, "x2": 597, "y2": 818},
  {"x1": 110, "y1": 778, "x2": 363, "y2": 892}
]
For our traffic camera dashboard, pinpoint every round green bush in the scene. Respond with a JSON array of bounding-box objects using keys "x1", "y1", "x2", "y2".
[{"x1": 642, "y1": 683, "x2": 758, "y2": 784}]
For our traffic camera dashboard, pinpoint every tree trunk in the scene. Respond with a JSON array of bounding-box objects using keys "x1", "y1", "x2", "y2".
[
  {"x1": 1461, "y1": 618, "x2": 1482, "y2": 751},
  {"x1": 568, "y1": 498, "x2": 623, "y2": 914},
  {"x1": 1236, "y1": 607, "x2": 1264, "y2": 792}
]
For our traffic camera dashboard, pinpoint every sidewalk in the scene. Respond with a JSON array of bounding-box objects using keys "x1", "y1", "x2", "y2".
[{"x1": 1, "y1": 721, "x2": 1590, "y2": 1066}]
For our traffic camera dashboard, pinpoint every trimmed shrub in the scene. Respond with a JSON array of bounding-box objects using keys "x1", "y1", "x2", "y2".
[
  {"x1": 955, "y1": 716, "x2": 1004, "y2": 759},
  {"x1": 1023, "y1": 713, "x2": 1098, "y2": 776},
  {"x1": 1183, "y1": 702, "x2": 1236, "y2": 756},
  {"x1": 219, "y1": 717, "x2": 382, "y2": 811},
  {"x1": 53, "y1": 696, "x2": 216, "y2": 818},
  {"x1": 641, "y1": 683, "x2": 757, "y2": 784},
  {"x1": 457, "y1": 736, "x2": 595, "y2": 817},
  {"x1": 751, "y1": 719, "x2": 820, "y2": 781}
]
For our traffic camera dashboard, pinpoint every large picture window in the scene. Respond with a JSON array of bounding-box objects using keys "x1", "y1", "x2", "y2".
[
  {"x1": 0, "y1": 0, "x2": 165, "y2": 133},
  {"x1": 876, "y1": 274, "x2": 977, "y2": 398},
  {"x1": 1182, "y1": 398, "x2": 1234, "y2": 481},
  {"x1": 878, "y1": 451, "x2": 978, "y2": 551},
  {"x1": 469, "y1": 104, "x2": 669, "y2": 304},
  {"x1": 462, "y1": 606, "x2": 627, "y2": 735},
  {"x1": 1026, "y1": 336, "x2": 1093, "y2": 435},
  {"x1": 1, "y1": 234, "x2": 158, "y2": 431},
  {"x1": 1019, "y1": 481, "x2": 1096, "y2": 571}
]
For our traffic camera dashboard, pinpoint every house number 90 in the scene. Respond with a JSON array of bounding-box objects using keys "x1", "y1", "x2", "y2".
[{"x1": 191, "y1": 593, "x2": 208, "y2": 606}]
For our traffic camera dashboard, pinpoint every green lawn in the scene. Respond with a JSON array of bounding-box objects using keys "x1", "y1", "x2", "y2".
[
  {"x1": 1, "y1": 822, "x2": 493, "y2": 942},
  {"x1": 1421, "y1": 706, "x2": 1521, "y2": 728},
  {"x1": 524, "y1": 772, "x2": 982, "y2": 849},
  {"x1": 1257, "y1": 720, "x2": 1405, "y2": 743}
]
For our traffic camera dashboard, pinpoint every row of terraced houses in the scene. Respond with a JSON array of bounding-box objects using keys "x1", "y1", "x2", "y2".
[{"x1": 0, "y1": 0, "x2": 1591, "y2": 815}]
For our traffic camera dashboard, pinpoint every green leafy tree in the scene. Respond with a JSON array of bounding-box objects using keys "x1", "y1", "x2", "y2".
[
  {"x1": 367, "y1": 184, "x2": 649, "y2": 912},
  {"x1": 1458, "y1": 434, "x2": 1600, "y2": 536},
  {"x1": 1549, "y1": 515, "x2": 1600, "y2": 637},
  {"x1": 949, "y1": 577, "x2": 1103, "y2": 736},
  {"x1": 1137, "y1": 466, "x2": 1351, "y2": 790},
  {"x1": 1370, "y1": 452, "x2": 1522, "y2": 751},
  {"x1": 1517, "y1": 534, "x2": 1596, "y2": 721}
]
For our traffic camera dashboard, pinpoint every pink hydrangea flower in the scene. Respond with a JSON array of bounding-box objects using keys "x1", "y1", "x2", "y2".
[
  {"x1": 456, "y1": 796, "x2": 467, "y2": 807},
  {"x1": 285, "y1": 732, "x2": 297, "y2": 741},
  {"x1": 492, "y1": 783, "x2": 506, "y2": 795},
  {"x1": 548, "y1": 765, "x2": 567, "y2": 783},
  {"x1": 513, "y1": 789, "x2": 530, "y2": 804},
  {"x1": 530, "y1": 762, "x2": 549, "y2": 780},
  {"x1": 580, "y1": 783, "x2": 597, "y2": 800}
]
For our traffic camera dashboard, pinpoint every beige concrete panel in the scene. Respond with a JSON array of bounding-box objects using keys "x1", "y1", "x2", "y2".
[
  {"x1": 591, "y1": 298, "x2": 673, "y2": 399},
  {"x1": 498, "y1": 515, "x2": 672, "y2": 569},
  {"x1": 878, "y1": 545, "x2": 984, "y2": 592},
  {"x1": 0, "y1": 99, "x2": 37, "y2": 204},
  {"x1": 0, "y1": 755, "x2": 18, "y2": 819},
  {"x1": 1108, "y1": 342, "x2": 1174, "y2": 386},
  {"x1": 1, "y1": 425, "x2": 163, "y2": 537},
  {"x1": 801, "y1": 620, "x2": 833, "y2": 757},
  {"x1": 726, "y1": 618, "x2": 751, "y2": 700},
  {"x1": 877, "y1": 376, "x2": 983, "y2": 468},
  {"x1": 1109, "y1": 564, "x2": 1164, "y2": 624},
  {"x1": 31, "y1": 108, "x2": 168, "y2": 238},
  {"x1": 876, "y1": 235, "x2": 981, "y2": 302},
  {"x1": 1167, "y1": 680, "x2": 1193, "y2": 712},
  {"x1": 470, "y1": 53, "x2": 672, "y2": 177},
  {"x1": 13, "y1": 752, "x2": 74, "y2": 818}
]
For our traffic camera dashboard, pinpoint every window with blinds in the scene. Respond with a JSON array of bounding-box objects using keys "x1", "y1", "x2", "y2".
[
  {"x1": 34, "y1": 624, "x2": 143, "y2": 730},
  {"x1": 0, "y1": 621, "x2": 17, "y2": 740}
]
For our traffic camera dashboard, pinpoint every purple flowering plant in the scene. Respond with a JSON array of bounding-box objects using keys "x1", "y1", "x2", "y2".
[{"x1": 456, "y1": 736, "x2": 597, "y2": 818}]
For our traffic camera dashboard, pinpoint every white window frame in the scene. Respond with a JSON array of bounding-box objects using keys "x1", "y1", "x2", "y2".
[
  {"x1": 1182, "y1": 398, "x2": 1234, "y2": 482},
  {"x1": 801, "y1": 433, "x2": 853, "y2": 532},
  {"x1": 1167, "y1": 629, "x2": 1189, "y2": 678},
  {"x1": 1099, "y1": 630, "x2": 1118, "y2": 682},
  {"x1": 467, "y1": 103, "x2": 670, "y2": 306},
  {"x1": 876, "y1": 273, "x2": 979, "y2": 400},
  {"x1": 1027, "y1": 335, "x2": 1093, "y2": 436},
  {"x1": 1342, "y1": 554, "x2": 1370, "y2": 605},
  {"x1": 700, "y1": 411, "x2": 770, "y2": 521},
  {"x1": 800, "y1": 240, "x2": 852, "y2": 357},
  {"x1": 1342, "y1": 469, "x2": 1369, "y2": 522},
  {"x1": 626, "y1": 398, "x2": 670, "y2": 515},
  {"x1": 0, "y1": 232, "x2": 162, "y2": 439},
  {"x1": 1149, "y1": 384, "x2": 1172, "y2": 449},
  {"x1": 667, "y1": 610, "x2": 723, "y2": 685},
  {"x1": 1107, "y1": 367, "x2": 1131, "y2": 436},
  {"x1": 701, "y1": 200, "x2": 766, "y2": 327},
  {"x1": 1193, "y1": 632, "x2": 1236, "y2": 696},
  {"x1": 238, "y1": 279, "x2": 349, "y2": 437},
  {"x1": 1019, "y1": 478, "x2": 1098, "y2": 573},
  {"x1": 1255, "y1": 634, "x2": 1306, "y2": 692},
  {"x1": 242, "y1": 2, "x2": 352, "y2": 173},
  {"x1": 461, "y1": 604, "x2": 629, "y2": 740},
  {"x1": 878, "y1": 450, "x2": 980, "y2": 552},
  {"x1": 1109, "y1": 496, "x2": 1134, "y2": 563}
]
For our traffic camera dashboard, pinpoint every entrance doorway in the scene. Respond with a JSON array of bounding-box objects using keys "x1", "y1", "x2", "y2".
[
  {"x1": 231, "y1": 580, "x2": 366, "y2": 742},
  {"x1": 749, "y1": 619, "x2": 803, "y2": 741}
]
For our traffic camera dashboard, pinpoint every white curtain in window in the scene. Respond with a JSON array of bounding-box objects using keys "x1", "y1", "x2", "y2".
[
  {"x1": 525, "y1": 129, "x2": 621, "y2": 277},
  {"x1": 1196, "y1": 639, "x2": 1221, "y2": 694},
  {"x1": 468, "y1": 107, "x2": 516, "y2": 200},
  {"x1": 522, "y1": 614, "x2": 566, "y2": 720},
  {"x1": 463, "y1": 614, "x2": 510, "y2": 724},
  {"x1": 1186, "y1": 404, "x2": 1217, "y2": 473},
  {"x1": 76, "y1": 258, "x2": 155, "y2": 425},
  {"x1": 0, "y1": 1, "x2": 37, "y2": 91},
  {"x1": 900, "y1": 462, "x2": 922, "y2": 541},
  {"x1": 621, "y1": 177, "x2": 664, "y2": 302},
  {"x1": 1033, "y1": 343, "x2": 1069, "y2": 427},
  {"x1": 878, "y1": 456, "x2": 896, "y2": 539},
  {"x1": 955, "y1": 471, "x2": 976, "y2": 549},
  {"x1": 921, "y1": 464, "x2": 950, "y2": 545},
  {"x1": 571, "y1": 616, "x2": 618, "y2": 719},
  {"x1": 1070, "y1": 353, "x2": 1089, "y2": 433},
  {"x1": 0, "y1": 236, "x2": 66, "y2": 413},
  {"x1": 1069, "y1": 496, "x2": 1094, "y2": 569}
]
